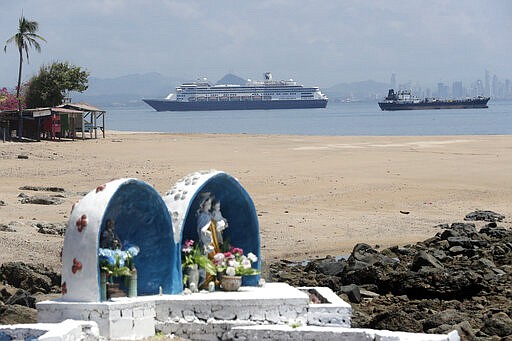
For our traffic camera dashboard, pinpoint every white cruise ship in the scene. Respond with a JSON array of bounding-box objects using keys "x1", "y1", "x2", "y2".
[{"x1": 143, "y1": 72, "x2": 328, "y2": 111}]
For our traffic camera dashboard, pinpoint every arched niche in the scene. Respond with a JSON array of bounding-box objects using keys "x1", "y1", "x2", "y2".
[
  {"x1": 164, "y1": 170, "x2": 260, "y2": 286},
  {"x1": 61, "y1": 178, "x2": 180, "y2": 302}
]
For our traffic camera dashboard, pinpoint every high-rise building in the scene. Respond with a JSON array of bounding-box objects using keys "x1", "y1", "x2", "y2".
[
  {"x1": 452, "y1": 81, "x2": 463, "y2": 98},
  {"x1": 390, "y1": 73, "x2": 396, "y2": 89},
  {"x1": 437, "y1": 82, "x2": 449, "y2": 98},
  {"x1": 485, "y1": 69, "x2": 491, "y2": 97},
  {"x1": 476, "y1": 80, "x2": 484, "y2": 96}
]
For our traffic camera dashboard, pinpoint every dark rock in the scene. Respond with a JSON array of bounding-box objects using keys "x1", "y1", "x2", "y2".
[
  {"x1": 339, "y1": 284, "x2": 361, "y2": 303},
  {"x1": 0, "y1": 304, "x2": 37, "y2": 324},
  {"x1": 448, "y1": 246, "x2": 465, "y2": 255},
  {"x1": 447, "y1": 236, "x2": 473, "y2": 248},
  {"x1": 269, "y1": 214, "x2": 512, "y2": 335},
  {"x1": 4, "y1": 289, "x2": 36, "y2": 308},
  {"x1": 423, "y1": 309, "x2": 468, "y2": 330},
  {"x1": 432, "y1": 249, "x2": 448, "y2": 261},
  {"x1": 482, "y1": 312, "x2": 512, "y2": 337},
  {"x1": 20, "y1": 196, "x2": 63, "y2": 205},
  {"x1": 316, "y1": 258, "x2": 346, "y2": 277},
  {"x1": 480, "y1": 223, "x2": 510, "y2": 238},
  {"x1": 34, "y1": 222, "x2": 66, "y2": 235},
  {"x1": 18, "y1": 185, "x2": 65, "y2": 192},
  {"x1": 464, "y1": 210, "x2": 505, "y2": 222},
  {"x1": 411, "y1": 250, "x2": 444, "y2": 272},
  {"x1": 0, "y1": 224, "x2": 16, "y2": 232},
  {"x1": 0, "y1": 200, "x2": 6, "y2": 206},
  {"x1": 0, "y1": 262, "x2": 60, "y2": 294},
  {"x1": 369, "y1": 310, "x2": 423, "y2": 333},
  {"x1": 0, "y1": 285, "x2": 17, "y2": 303}
]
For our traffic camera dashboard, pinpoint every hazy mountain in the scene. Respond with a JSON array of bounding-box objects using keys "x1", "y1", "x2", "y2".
[
  {"x1": 71, "y1": 73, "x2": 391, "y2": 107},
  {"x1": 216, "y1": 73, "x2": 246, "y2": 85},
  {"x1": 72, "y1": 73, "x2": 185, "y2": 107}
]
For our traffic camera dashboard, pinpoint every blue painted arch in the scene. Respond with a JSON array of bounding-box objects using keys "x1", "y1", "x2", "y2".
[
  {"x1": 100, "y1": 179, "x2": 181, "y2": 295},
  {"x1": 181, "y1": 173, "x2": 261, "y2": 286}
]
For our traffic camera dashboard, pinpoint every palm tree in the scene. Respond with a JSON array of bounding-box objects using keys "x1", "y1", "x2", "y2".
[{"x1": 4, "y1": 15, "x2": 46, "y2": 140}]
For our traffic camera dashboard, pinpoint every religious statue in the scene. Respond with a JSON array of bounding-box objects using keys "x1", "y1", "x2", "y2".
[
  {"x1": 196, "y1": 193, "x2": 228, "y2": 289},
  {"x1": 210, "y1": 199, "x2": 228, "y2": 246},
  {"x1": 197, "y1": 193, "x2": 228, "y2": 256},
  {"x1": 100, "y1": 219, "x2": 122, "y2": 249}
]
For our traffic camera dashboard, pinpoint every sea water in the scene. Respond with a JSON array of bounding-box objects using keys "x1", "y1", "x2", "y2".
[{"x1": 104, "y1": 100, "x2": 512, "y2": 136}]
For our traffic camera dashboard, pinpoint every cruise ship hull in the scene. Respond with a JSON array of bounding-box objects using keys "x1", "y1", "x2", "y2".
[
  {"x1": 143, "y1": 99, "x2": 328, "y2": 112},
  {"x1": 378, "y1": 98, "x2": 489, "y2": 111}
]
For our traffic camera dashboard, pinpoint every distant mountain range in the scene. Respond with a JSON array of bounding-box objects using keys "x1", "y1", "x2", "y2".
[{"x1": 72, "y1": 73, "x2": 390, "y2": 107}]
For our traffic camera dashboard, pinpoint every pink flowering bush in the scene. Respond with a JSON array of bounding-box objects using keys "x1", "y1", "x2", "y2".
[
  {"x1": 213, "y1": 246, "x2": 259, "y2": 276},
  {"x1": 0, "y1": 87, "x2": 26, "y2": 111}
]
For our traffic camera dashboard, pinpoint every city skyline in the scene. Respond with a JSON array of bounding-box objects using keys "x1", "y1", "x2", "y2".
[{"x1": 390, "y1": 69, "x2": 511, "y2": 100}]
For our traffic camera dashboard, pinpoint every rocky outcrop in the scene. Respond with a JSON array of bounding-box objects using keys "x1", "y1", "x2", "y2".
[
  {"x1": 0, "y1": 262, "x2": 61, "y2": 324},
  {"x1": 269, "y1": 213, "x2": 512, "y2": 339}
]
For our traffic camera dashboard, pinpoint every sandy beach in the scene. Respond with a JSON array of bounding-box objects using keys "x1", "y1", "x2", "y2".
[{"x1": 1, "y1": 132, "x2": 511, "y2": 271}]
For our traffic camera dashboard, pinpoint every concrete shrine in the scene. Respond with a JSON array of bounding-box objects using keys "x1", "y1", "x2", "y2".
[{"x1": 27, "y1": 170, "x2": 460, "y2": 340}]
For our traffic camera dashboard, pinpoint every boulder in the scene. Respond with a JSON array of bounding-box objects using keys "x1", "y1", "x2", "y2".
[
  {"x1": 20, "y1": 195, "x2": 63, "y2": 205},
  {"x1": 4, "y1": 289, "x2": 36, "y2": 308},
  {"x1": 464, "y1": 210, "x2": 505, "y2": 222},
  {"x1": 423, "y1": 309, "x2": 468, "y2": 330},
  {"x1": 481, "y1": 312, "x2": 512, "y2": 337},
  {"x1": 338, "y1": 284, "x2": 361, "y2": 303},
  {"x1": 0, "y1": 262, "x2": 60, "y2": 294},
  {"x1": 411, "y1": 250, "x2": 444, "y2": 271},
  {"x1": 0, "y1": 304, "x2": 37, "y2": 324},
  {"x1": 369, "y1": 310, "x2": 423, "y2": 333}
]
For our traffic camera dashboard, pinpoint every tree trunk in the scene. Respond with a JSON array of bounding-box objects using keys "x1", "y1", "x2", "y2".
[{"x1": 17, "y1": 48, "x2": 23, "y2": 141}]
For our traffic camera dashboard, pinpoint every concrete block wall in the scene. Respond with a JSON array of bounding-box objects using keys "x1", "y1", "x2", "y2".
[
  {"x1": 154, "y1": 283, "x2": 310, "y2": 340},
  {"x1": 37, "y1": 298, "x2": 156, "y2": 340}
]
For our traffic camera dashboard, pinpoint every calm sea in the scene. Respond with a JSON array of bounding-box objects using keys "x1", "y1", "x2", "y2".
[{"x1": 104, "y1": 100, "x2": 512, "y2": 136}]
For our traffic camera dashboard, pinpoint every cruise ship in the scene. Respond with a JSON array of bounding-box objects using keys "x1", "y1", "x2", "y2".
[
  {"x1": 142, "y1": 72, "x2": 328, "y2": 111},
  {"x1": 378, "y1": 89, "x2": 490, "y2": 111}
]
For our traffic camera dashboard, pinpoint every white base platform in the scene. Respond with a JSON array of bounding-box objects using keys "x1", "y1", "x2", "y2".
[
  {"x1": 33, "y1": 283, "x2": 459, "y2": 341},
  {"x1": 36, "y1": 283, "x2": 350, "y2": 340}
]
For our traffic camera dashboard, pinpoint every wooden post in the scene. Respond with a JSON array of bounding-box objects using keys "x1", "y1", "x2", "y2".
[{"x1": 81, "y1": 113, "x2": 85, "y2": 140}]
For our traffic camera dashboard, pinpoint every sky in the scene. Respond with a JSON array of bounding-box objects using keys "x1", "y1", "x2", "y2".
[{"x1": 1, "y1": 0, "x2": 511, "y2": 89}]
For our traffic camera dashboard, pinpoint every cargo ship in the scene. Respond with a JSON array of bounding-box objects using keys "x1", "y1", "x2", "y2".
[
  {"x1": 378, "y1": 89, "x2": 490, "y2": 111},
  {"x1": 143, "y1": 72, "x2": 328, "y2": 111}
]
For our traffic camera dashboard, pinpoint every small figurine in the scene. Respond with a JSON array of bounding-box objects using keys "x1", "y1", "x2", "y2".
[{"x1": 100, "y1": 219, "x2": 122, "y2": 249}]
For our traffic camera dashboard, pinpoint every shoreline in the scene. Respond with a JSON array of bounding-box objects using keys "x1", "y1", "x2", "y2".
[{"x1": 1, "y1": 132, "x2": 511, "y2": 271}]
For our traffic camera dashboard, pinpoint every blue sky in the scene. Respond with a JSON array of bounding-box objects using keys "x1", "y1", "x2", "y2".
[{"x1": 1, "y1": 0, "x2": 510, "y2": 88}]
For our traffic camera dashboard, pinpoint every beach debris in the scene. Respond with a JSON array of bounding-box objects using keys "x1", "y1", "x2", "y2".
[
  {"x1": 399, "y1": 210, "x2": 410, "y2": 214},
  {"x1": 17, "y1": 154, "x2": 29, "y2": 159},
  {"x1": 464, "y1": 210, "x2": 505, "y2": 222}
]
